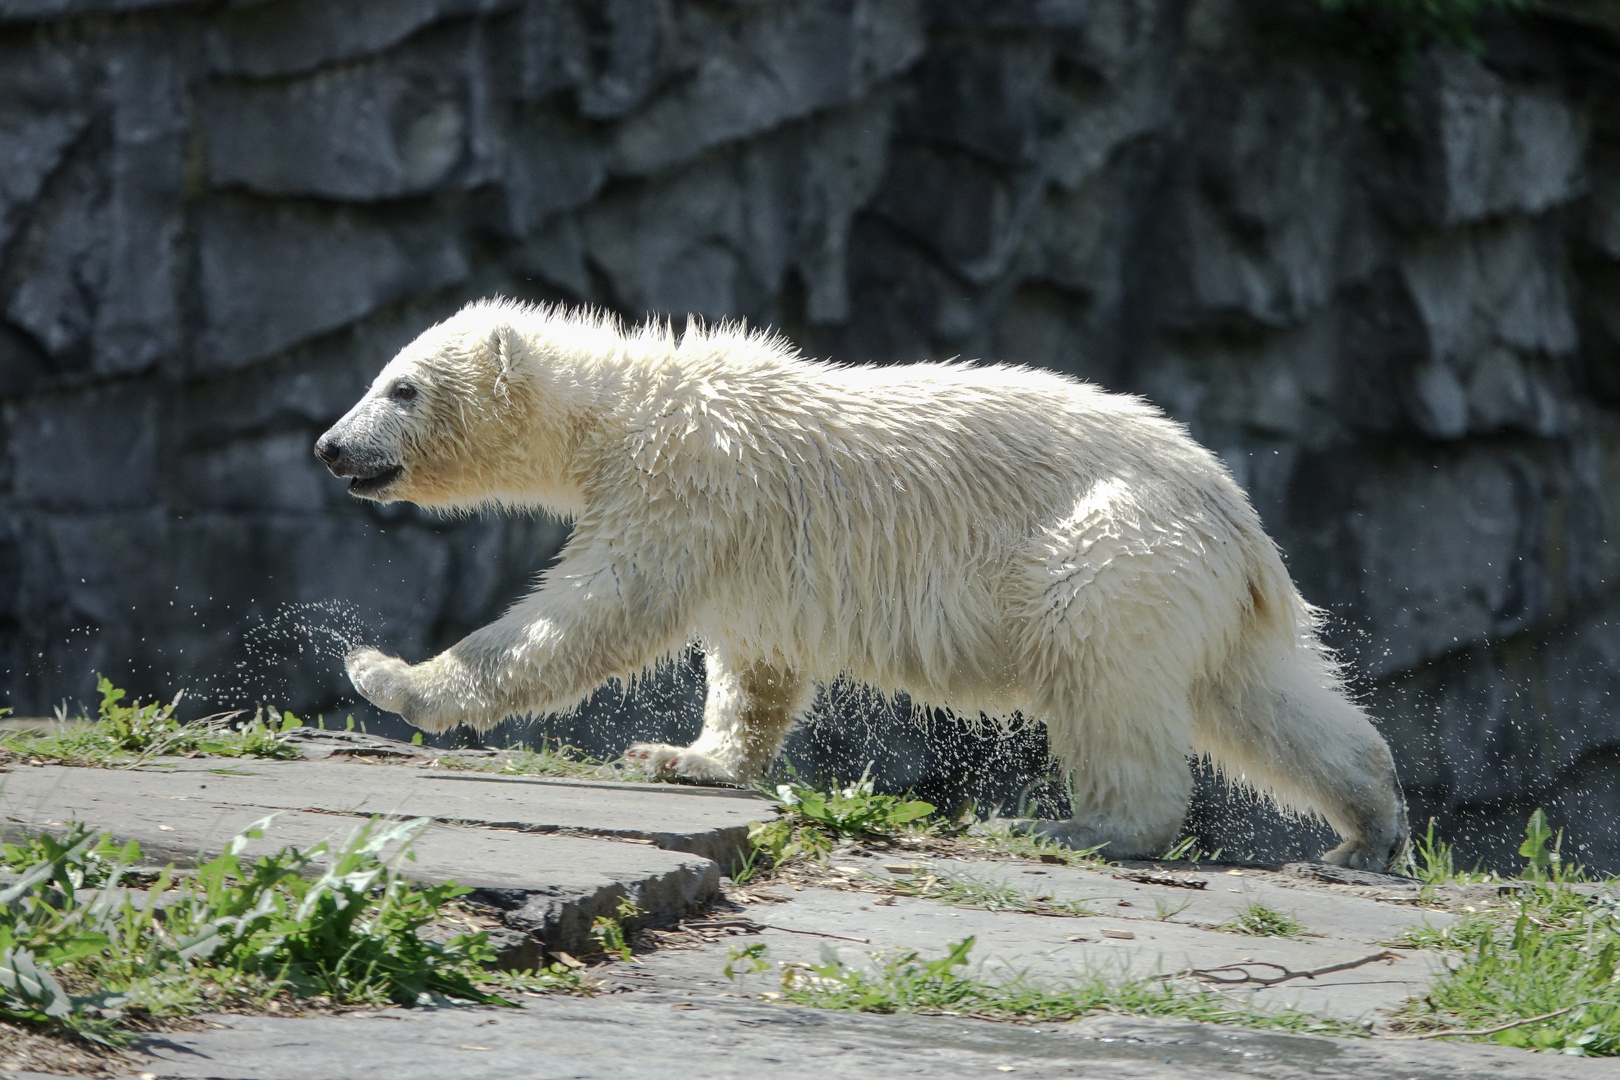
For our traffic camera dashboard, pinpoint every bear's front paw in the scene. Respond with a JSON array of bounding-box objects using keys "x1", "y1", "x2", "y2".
[
  {"x1": 624, "y1": 742, "x2": 740, "y2": 786},
  {"x1": 345, "y1": 647, "x2": 414, "y2": 714},
  {"x1": 345, "y1": 648, "x2": 471, "y2": 734}
]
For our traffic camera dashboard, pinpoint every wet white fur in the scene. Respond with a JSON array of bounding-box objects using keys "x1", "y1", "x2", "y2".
[{"x1": 337, "y1": 299, "x2": 1407, "y2": 867}]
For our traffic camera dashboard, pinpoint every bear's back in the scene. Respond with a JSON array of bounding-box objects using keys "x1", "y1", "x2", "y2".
[{"x1": 651, "y1": 353, "x2": 1265, "y2": 703}]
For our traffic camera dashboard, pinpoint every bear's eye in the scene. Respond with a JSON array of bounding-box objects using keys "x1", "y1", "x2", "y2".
[{"x1": 390, "y1": 382, "x2": 419, "y2": 405}]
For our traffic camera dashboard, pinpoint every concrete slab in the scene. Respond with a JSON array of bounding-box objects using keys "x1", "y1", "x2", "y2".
[
  {"x1": 0, "y1": 765, "x2": 729, "y2": 955},
  {"x1": 0, "y1": 757, "x2": 767, "y2": 865},
  {"x1": 626, "y1": 885, "x2": 1443, "y2": 1023},
  {"x1": 121, "y1": 991, "x2": 1618, "y2": 1080},
  {"x1": 0, "y1": 759, "x2": 1456, "y2": 1015},
  {"x1": 729, "y1": 854, "x2": 1463, "y2": 1022},
  {"x1": 845, "y1": 854, "x2": 1454, "y2": 943},
  {"x1": 0, "y1": 755, "x2": 1596, "y2": 1078}
]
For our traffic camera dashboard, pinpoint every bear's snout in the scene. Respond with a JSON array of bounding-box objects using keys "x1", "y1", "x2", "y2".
[
  {"x1": 313, "y1": 423, "x2": 404, "y2": 500},
  {"x1": 313, "y1": 433, "x2": 342, "y2": 465}
]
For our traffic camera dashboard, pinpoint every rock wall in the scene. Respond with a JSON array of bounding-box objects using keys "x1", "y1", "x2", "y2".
[{"x1": 3, "y1": 0, "x2": 1620, "y2": 869}]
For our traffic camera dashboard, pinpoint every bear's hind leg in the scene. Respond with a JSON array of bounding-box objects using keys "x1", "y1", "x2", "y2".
[
  {"x1": 1194, "y1": 642, "x2": 1408, "y2": 871},
  {"x1": 1009, "y1": 705, "x2": 1196, "y2": 859},
  {"x1": 625, "y1": 651, "x2": 810, "y2": 785}
]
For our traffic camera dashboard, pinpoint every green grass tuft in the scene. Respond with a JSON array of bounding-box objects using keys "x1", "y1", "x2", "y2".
[
  {"x1": 1161, "y1": 835, "x2": 1223, "y2": 863},
  {"x1": 1397, "y1": 810, "x2": 1620, "y2": 1054},
  {"x1": 729, "y1": 935, "x2": 1361, "y2": 1035},
  {"x1": 438, "y1": 738, "x2": 632, "y2": 782},
  {"x1": 885, "y1": 870, "x2": 1097, "y2": 918},
  {"x1": 1403, "y1": 818, "x2": 1496, "y2": 887},
  {"x1": 0, "y1": 677, "x2": 303, "y2": 768},
  {"x1": 967, "y1": 828, "x2": 1111, "y2": 868},
  {"x1": 0, "y1": 817, "x2": 581, "y2": 1043}
]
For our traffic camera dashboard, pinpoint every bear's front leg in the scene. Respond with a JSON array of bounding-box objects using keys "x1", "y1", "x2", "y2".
[
  {"x1": 345, "y1": 647, "x2": 466, "y2": 733},
  {"x1": 344, "y1": 534, "x2": 707, "y2": 737},
  {"x1": 625, "y1": 652, "x2": 810, "y2": 786}
]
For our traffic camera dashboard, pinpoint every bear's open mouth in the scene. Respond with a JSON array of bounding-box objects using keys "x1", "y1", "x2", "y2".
[{"x1": 347, "y1": 464, "x2": 403, "y2": 497}]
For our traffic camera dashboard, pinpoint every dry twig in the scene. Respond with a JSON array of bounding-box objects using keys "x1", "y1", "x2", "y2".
[
  {"x1": 1164, "y1": 950, "x2": 1398, "y2": 986},
  {"x1": 682, "y1": 918, "x2": 870, "y2": 944},
  {"x1": 1114, "y1": 870, "x2": 1206, "y2": 890}
]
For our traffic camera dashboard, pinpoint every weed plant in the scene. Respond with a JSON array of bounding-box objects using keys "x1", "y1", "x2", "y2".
[
  {"x1": 0, "y1": 817, "x2": 579, "y2": 1043},
  {"x1": 738, "y1": 767, "x2": 1114, "y2": 882},
  {"x1": 1398, "y1": 810, "x2": 1620, "y2": 1054},
  {"x1": 726, "y1": 936, "x2": 1360, "y2": 1035},
  {"x1": 1403, "y1": 818, "x2": 1496, "y2": 888},
  {"x1": 745, "y1": 767, "x2": 935, "y2": 872},
  {"x1": 0, "y1": 678, "x2": 302, "y2": 767}
]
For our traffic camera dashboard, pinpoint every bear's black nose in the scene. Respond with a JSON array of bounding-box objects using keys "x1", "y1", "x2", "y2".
[{"x1": 314, "y1": 435, "x2": 341, "y2": 465}]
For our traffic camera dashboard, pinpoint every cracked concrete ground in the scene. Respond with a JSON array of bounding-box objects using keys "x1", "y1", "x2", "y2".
[{"x1": 0, "y1": 732, "x2": 1602, "y2": 1079}]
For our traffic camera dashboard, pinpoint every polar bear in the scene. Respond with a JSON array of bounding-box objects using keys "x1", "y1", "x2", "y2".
[{"x1": 315, "y1": 299, "x2": 1408, "y2": 869}]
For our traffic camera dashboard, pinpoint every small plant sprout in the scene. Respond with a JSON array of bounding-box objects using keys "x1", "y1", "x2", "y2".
[
  {"x1": 591, "y1": 896, "x2": 645, "y2": 962},
  {"x1": 1221, "y1": 903, "x2": 1308, "y2": 938},
  {"x1": 1518, "y1": 809, "x2": 1563, "y2": 881},
  {"x1": 723, "y1": 942, "x2": 770, "y2": 981},
  {"x1": 1154, "y1": 896, "x2": 1194, "y2": 922},
  {"x1": 728, "y1": 842, "x2": 765, "y2": 886}
]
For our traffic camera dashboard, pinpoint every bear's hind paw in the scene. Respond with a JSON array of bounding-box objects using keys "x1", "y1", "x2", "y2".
[
  {"x1": 1013, "y1": 818, "x2": 1116, "y2": 856},
  {"x1": 1321, "y1": 836, "x2": 1405, "y2": 874},
  {"x1": 624, "y1": 742, "x2": 741, "y2": 786}
]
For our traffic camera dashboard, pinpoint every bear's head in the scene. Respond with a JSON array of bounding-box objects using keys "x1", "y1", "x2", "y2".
[{"x1": 314, "y1": 299, "x2": 595, "y2": 513}]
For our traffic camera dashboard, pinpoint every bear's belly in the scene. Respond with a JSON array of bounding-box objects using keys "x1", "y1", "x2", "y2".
[{"x1": 698, "y1": 585, "x2": 1023, "y2": 714}]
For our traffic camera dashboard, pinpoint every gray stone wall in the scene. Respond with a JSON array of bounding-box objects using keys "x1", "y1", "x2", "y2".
[{"x1": 3, "y1": 0, "x2": 1620, "y2": 869}]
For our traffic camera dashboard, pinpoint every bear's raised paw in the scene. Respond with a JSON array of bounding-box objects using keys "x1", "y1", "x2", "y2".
[{"x1": 345, "y1": 647, "x2": 413, "y2": 715}]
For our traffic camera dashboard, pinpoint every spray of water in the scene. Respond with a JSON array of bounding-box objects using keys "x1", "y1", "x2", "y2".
[
  {"x1": 240, "y1": 600, "x2": 371, "y2": 665},
  {"x1": 208, "y1": 600, "x2": 377, "y2": 710}
]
